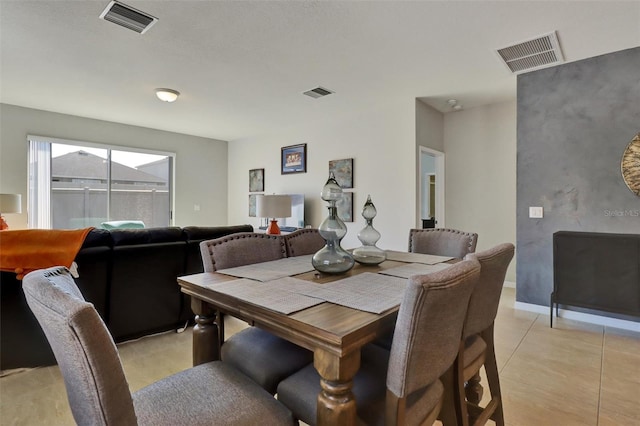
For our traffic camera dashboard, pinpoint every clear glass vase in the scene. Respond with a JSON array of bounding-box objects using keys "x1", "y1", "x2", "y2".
[
  {"x1": 352, "y1": 195, "x2": 386, "y2": 265},
  {"x1": 312, "y1": 173, "x2": 355, "y2": 274},
  {"x1": 312, "y1": 205, "x2": 355, "y2": 274}
]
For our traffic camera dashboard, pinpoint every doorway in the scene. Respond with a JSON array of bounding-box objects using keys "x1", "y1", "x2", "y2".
[{"x1": 418, "y1": 146, "x2": 445, "y2": 229}]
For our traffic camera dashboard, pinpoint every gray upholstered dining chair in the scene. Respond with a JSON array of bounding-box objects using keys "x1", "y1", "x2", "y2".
[
  {"x1": 200, "y1": 232, "x2": 313, "y2": 394},
  {"x1": 200, "y1": 232, "x2": 289, "y2": 274},
  {"x1": 408, "y1": 228, "x2": 478, "y2": 259},
  {"x1": 22, "y1": 266, "x2": 294, "y2": 426},
  {"x1": 282, "y1": 228, "x2": 325, "y2": 257},
  {"x1": 371, "y1": 228, "x2": 479, "y2": 352},
  {"x1": 276, "y1": 258, "x2": 481, "y2": 426},
  {"x1": 439, "y1": 243, "x2": 515, "y2": 426},
  {"x1": 200, "y1": 232, "x2": 290, "y2": 342}
]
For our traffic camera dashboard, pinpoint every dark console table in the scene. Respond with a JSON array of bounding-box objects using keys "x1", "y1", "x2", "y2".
[{"x1": 551, "y1": 231, "x2": 640, "y2": 327}]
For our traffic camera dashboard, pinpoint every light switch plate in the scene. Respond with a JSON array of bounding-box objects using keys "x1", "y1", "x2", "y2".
[{"x1": 529, "y1": 206, "x2": 543, "y2": 218}]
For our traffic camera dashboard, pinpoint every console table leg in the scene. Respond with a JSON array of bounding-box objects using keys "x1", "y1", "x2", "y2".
[{"x1": 550, "y1": 292, "x2": 554, "y2": 328}]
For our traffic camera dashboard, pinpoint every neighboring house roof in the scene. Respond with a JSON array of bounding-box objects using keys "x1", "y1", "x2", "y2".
[
  {"x1": 136, "y1": 157, "x2": 170, "y2": 181},
  {"x1": 52, "y1": 151, "x2": 166, "y2": 184}
]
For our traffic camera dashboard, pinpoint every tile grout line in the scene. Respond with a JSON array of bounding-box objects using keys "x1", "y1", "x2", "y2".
[{"x1": 498, "y1": 313, "x2": 539, "y2": 374}]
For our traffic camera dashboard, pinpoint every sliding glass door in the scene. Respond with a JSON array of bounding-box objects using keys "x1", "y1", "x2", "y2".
[{"x1": 29, "y1": 137, "x2": 173, "y2": 229}]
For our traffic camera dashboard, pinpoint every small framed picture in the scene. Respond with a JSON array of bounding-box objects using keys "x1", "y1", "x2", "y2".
[
  {"x1": 281, "y1": 143, "x2": 307, "y2": 174},
  {"x1": 329, "y1": 158, "x2": 354, "y2": 189},
  {"x1": 337, "y1": 192, "x2": 354, "y2": 222},
  {"x1": 249, "y1": 194, "x2": 258, "y2": 217},
  {"x1": 249, "y1": 168, "x2": 264, "y2": 192}
]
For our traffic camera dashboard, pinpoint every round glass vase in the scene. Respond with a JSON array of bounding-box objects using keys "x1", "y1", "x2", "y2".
[
  {"x1": 352, "y1": 195, "x2": 386, "y2": 265},
  {"x1": 312, "y1": 204, "x2": 355, "y2": 274}
]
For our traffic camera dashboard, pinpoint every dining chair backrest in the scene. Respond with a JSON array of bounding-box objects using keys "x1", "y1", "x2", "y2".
[
  {"x1": 438, "y1": 243, "x2": 515, "y2": 426},
  {"x1": 22, "y1": 267, "x2": 137, "y2": 425},
  {"x1": 386, "y1": 258, "x2": 480, "y2": 423},
  {"x1": 408, "y1": 228, "x2": 478, "y2": 259},
  {"x1": 24, "y1": 267, "x2": 296, "y2": 426},
  {"x1": 200, "y1": 232, "x2": 287, "y2": 272},
  {"x1": 283, "y1": 228, "x2": 325, "y2": 257},
  {"x1": 201, "y1": 232, "x2": 315, "y2": 396},
  {"x1": 462, "y1": 243, "x2": 515, "y2": 339}
]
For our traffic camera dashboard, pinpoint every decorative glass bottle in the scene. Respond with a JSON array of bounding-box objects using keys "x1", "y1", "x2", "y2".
[
  {"x1": 352, "y1": 195, "x2": 386, "y2": 265},
  {"x1": 312, "y1": 173, "x2": 355, "y2": 274}
]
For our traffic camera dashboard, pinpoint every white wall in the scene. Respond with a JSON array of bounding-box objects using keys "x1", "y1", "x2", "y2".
[
  {"x1": 228, "y1": 98, "x2": 416, "y2": 251},
  {"x1": 0, "y1": 104, "x2": 229, "y2": 229},
  {"x1": 415, "y1": 99, "x2": 444, "y2": 152},
  {"x1": 0, "y1": 100, "x2": 517, "y2": 278},
  {"x1": 443, "y1": 100, "x2": 517, "y2": 281},
  {"x1": 415, "y1": 100, "x2": 444, "y2": 227}
]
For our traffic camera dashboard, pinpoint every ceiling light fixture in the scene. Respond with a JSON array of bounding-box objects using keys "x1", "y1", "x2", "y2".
[{"x1": 155, "y1": 88, "x2": 180, "y2": 103}]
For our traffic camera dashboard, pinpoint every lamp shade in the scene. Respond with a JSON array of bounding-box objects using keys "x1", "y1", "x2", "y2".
[
  {"x1": 0, "y1": 194, "x2": 22, "y2": 214},
  {"x1": 256, "y1": 195, "x2": 291, "y2": 219}
]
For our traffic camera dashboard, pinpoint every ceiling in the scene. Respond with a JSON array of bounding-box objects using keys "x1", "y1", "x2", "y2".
[{"x1": 1, "y1": 1, "x2": 638, "y2": 142}]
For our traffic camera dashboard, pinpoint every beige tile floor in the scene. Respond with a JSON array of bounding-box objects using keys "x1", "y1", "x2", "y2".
[{"x1": 1, "y1": 287, "x2": 639, "y2": 426}]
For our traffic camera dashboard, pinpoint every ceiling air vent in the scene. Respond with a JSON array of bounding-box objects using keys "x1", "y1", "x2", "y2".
[
  {"x1": 495, "y1": 31, "x2": 564, "y2": 74},
  {"x1": 303, "y1": 87, "x2": 334, "y2": 99},
  {"x1": 99, "y1": 1, "x2": 158, "y2": 34}
]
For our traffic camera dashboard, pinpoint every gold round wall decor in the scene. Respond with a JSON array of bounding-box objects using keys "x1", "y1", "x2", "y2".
[{"x1": 621, "y1": 133, "x2": 640, "y2": 196}]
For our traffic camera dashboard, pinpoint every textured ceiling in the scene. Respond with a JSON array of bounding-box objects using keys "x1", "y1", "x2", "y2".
[{"x1": 1, "y1": 1, "x2": 639, "y2": 141}]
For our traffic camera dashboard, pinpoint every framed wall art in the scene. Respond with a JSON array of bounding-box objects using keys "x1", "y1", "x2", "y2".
[
  {"x1": 337, "y1": 192, "x2": 354, "y2": 222},
  {"x1": 248, "y1": 194, "x2": 258, "y2": 217},
  {"x1": 249, "y1": 168, "x2": 264, "y2": 192},
  {"x1": 329, "y1": 158, "x2": 354, "y2": 189},
  {"x1": 281, "y1": 143, "x2": 307, "y2": 174},
  {"x1": 621, "y1": 133, "x2": 640, "y2": 196}
]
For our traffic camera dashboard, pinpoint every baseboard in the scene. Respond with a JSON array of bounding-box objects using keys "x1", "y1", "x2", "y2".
[{"x1": 514, "y1": 301, "x2": 640, "y2": 332}]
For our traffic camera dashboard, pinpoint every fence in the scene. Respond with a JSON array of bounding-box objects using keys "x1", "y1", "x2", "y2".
[{"x1": 52, "y1": 186, "x2": 170, "y2": 229}]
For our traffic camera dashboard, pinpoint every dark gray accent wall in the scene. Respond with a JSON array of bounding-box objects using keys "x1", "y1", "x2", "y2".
[{"x1": 516, "y1": 47, "x2": 640, "y2": 315}]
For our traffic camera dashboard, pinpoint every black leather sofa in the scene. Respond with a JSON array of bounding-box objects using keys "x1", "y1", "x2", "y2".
[{"x1": 0, "y1": 224, "x2": 253, "y2": 370}]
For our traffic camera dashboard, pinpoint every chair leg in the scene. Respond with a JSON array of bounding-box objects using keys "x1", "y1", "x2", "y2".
[
  {"x1": 454, "y1": 349, "x2": 470, "y2": 426},
  {"x1": 217, "y1": 312, "x2": 226, "y2": 344},
  {"x1": 438, "y1": 365, "x2": 459, "y2": 426},
  {"x1": 438, "y1": 343, "x2": 469, "y2": 426},
  {"x1": 482, "y1": 325, "x2": 504, "y2": 426}
]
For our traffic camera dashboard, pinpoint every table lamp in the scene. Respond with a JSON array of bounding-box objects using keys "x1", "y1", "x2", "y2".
[
  {"x1": 0, "y1": 193, "x2": 22, "y2": 230},
  {"x1": 256, "y1": 194, "x2": 291, "y2": 235}
]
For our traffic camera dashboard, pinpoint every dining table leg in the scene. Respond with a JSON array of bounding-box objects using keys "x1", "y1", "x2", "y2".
[
  {"x1": 314, "y1": 348, "x2": 361, "y2": 426},
  {"x1": 190, "y1": 298, "x2": 220, "y2": 366}
]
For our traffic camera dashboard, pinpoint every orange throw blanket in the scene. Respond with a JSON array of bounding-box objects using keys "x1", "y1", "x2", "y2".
[{"x1": 0, "y1": 228, "x2": 93, "y2": 280}]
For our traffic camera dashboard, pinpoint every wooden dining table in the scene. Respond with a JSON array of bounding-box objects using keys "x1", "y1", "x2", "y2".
[{"x1": 177, "y1": 253, "x2": 453, "y2": 426}]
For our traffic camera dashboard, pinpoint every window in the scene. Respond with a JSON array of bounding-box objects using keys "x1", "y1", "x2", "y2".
[{"x1": 28, "y1": 136, "x2": 174, "y2": 229}]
